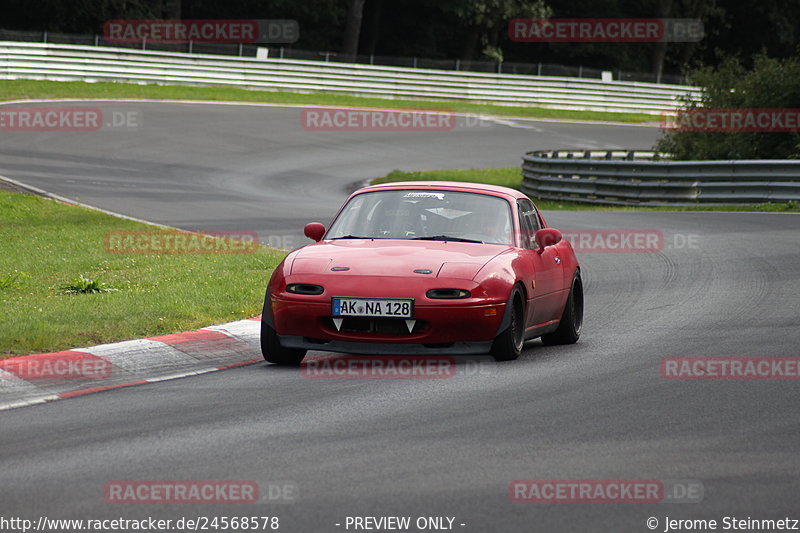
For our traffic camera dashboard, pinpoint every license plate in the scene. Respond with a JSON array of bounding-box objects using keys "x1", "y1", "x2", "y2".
[{"x1": 332, "y1": 297, "x2": 414, "y2": 318}]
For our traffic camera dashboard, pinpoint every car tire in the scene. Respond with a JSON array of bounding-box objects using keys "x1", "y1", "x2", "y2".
[
  {"x1": 261, "y1": 321, "x2": 307, "y2": 366},
  {"x1": 490, "y1": 288, "x2": 525, "y2": 361},
  {"x1": 541, "y1": 270, "x2": 583, "y2": 346}
]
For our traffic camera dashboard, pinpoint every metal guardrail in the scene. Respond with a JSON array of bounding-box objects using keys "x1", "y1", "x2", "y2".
[
  {"x1": 0, "y1": 41, "x2": 702, "y2": 115},
  {"x1": 521, "y1": 150, "x2": 800, "y2": 205},
  {"x1": 0, "y1": 28, "x2": 688, "y2": 84}
]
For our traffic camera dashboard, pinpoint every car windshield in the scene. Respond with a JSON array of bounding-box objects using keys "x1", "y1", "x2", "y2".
[{"x1": 326, "y1": 189, "x2": 514, "y2": 245}]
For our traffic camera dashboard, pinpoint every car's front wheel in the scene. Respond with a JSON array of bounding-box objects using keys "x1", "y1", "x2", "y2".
[
  {"x1": 541, "y1": 270, "x2": 583, "y2": 345},
  {"x1": 261, "y1": 321, "x2": 307, "y2": 366},
  {"x1": 490, "y1": 288, "x2": 525, "y2": 361}
]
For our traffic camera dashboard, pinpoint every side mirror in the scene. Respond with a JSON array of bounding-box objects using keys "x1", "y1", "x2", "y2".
[
  {"x1": 535, "y1": 228, "x2": 562, "y2": 254},
  {"x1": 304, "y1": 222, "x2": 326, "y2": 242}
]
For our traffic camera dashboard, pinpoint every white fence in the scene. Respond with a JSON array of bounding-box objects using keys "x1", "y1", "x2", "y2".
[{"x1": 0, "y1": 41, "x2": 701, "y2": 115}]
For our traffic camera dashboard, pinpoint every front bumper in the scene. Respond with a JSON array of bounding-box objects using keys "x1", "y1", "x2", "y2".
[{"x1": 270, "y1": 297, "x2": 506, "y2": 346}]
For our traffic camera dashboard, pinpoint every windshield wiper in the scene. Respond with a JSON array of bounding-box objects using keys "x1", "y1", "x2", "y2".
[
  {"x1": 412, "y1": 235, "x2": 483, "y2": 243},
  {"x1": 330, "y1": 235, "x2": 373, "y2": 240}
]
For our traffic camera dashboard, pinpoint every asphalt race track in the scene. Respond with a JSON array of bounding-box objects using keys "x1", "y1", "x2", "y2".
[
  {"x1": 0, "y1": 102, "x2": 658, "y2": 248},
  {"x1": 1, "y1": 102, "x2": 799, "y2": 532}
]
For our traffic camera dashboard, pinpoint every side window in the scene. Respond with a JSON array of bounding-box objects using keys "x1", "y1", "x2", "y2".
[
  {"x1": 517, "y1": 199, "x2": 537, "y2": 249},
  {"x1": 529, "y1": 204, "x2": 543, "y2": 233},
  {"x1": 520, "y1": 199, "x2": 541, "y2": 232}
]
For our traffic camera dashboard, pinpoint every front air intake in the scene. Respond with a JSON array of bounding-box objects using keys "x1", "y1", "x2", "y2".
[
  {"x1": 426, "y1": 289, "x2": 471, "y2": 299},
  {"x1": 286, "y1": 284, "x2": 324, "y2": 295}
]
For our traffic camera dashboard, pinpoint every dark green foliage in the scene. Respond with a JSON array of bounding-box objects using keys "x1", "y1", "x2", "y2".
[{"x1": 656, "y1": 54, "x2": 800, "y2": 159}]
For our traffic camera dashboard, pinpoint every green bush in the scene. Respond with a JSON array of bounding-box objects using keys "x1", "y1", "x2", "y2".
[{"x1": 656, "y1": 55, "x2": 800, "y2": 160}]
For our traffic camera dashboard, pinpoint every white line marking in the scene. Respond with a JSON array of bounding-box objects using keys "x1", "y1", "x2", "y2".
[
  {"x1": 145, "y1": 368, "x2": 219, "y2": 383},
  {"x1": 0, "y1": 395, "x2": 60, "y2": 411}
]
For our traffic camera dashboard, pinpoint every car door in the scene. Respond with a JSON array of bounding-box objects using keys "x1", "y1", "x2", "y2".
[{"x1": 517, "y1": 199, "x2": 565, "y2": 328}]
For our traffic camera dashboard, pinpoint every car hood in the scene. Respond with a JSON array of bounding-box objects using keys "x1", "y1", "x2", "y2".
[{"x1": 290, "y1": 239, "x2": 511, "y2": 279}]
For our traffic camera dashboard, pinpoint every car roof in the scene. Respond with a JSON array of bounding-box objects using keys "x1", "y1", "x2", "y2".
[{"x1": 357, "y1": 181, "x2": 526, "y2": 200}]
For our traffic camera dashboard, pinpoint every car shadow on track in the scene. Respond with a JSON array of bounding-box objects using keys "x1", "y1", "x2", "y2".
[{"x1": 256, "y1": 340, "x2": 586, "y2": 378}]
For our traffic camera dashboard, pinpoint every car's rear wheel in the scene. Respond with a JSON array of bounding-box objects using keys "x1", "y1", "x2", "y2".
[
  {"x1": 541, "y1": 270, "x2": 583, "y2": 345},
  {"x1": 261, "y1": 321, "x2": 307, "y2": 366},
  {"x1": 490, "y1": 288, "x2": 525, "y2": 361}
]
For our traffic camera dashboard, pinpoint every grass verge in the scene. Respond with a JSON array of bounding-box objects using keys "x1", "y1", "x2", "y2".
[
  {"x1": 0, "y1": 79, "x2": 655, "y2": 123},
  {"x1": 372, "y1": 168, "x2": 800, "y2": 212},
  {"x1": 0, "y1": 190, "x2": 284, "y2": 358}
]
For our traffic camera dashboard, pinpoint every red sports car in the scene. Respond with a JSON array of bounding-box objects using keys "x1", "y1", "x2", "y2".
[{"x1": 261, "y1": 181, "x2": 583, "y2": 365}]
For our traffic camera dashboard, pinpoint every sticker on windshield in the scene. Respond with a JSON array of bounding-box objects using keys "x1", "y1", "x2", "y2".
[
  {"x1": 403, "y1": 192, "x2": 445, "y2": 200},
  {"x1": 425, "y1": 207, "x2": 471, "y2": 220}
]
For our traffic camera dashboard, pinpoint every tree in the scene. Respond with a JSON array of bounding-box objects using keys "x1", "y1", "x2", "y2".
[
  {"x1": 341, "y1": 0, "x2": 366, "y2": 57},
  {"x1": 642, "y1": 0, "x2": 722, "y2": 82},
  {"x1": 442, "y1": 0, "x2": 552, "y2": 62},
  {"x1": 655, "y1": 54, "x2": 800, "y2": 159}
]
